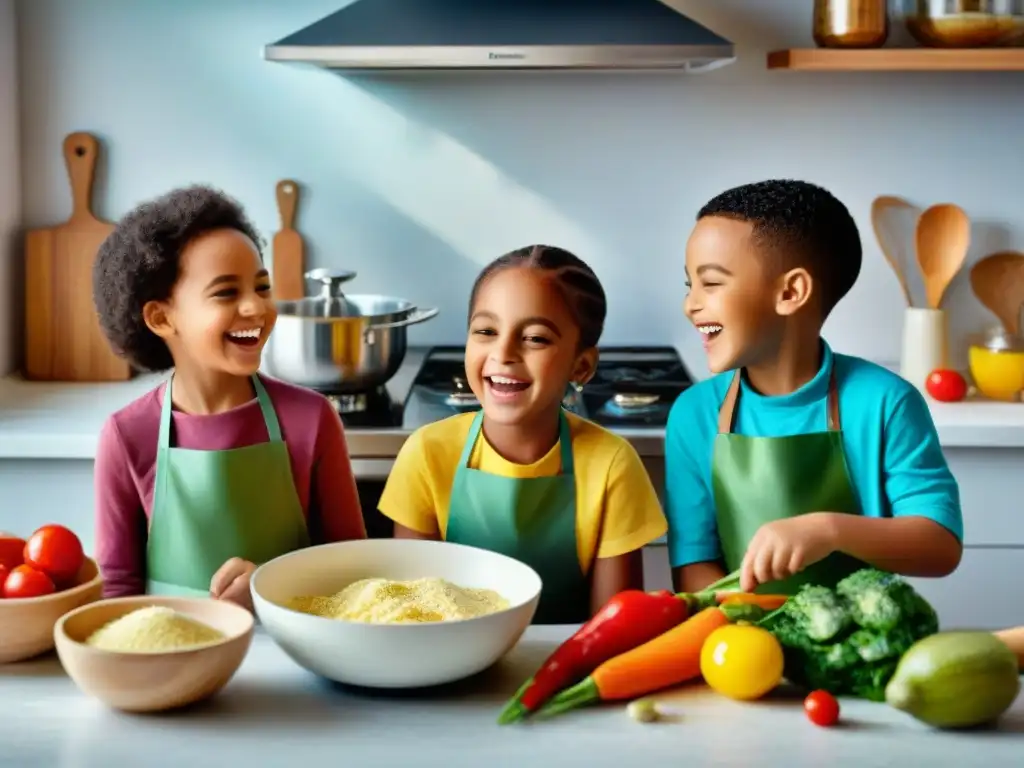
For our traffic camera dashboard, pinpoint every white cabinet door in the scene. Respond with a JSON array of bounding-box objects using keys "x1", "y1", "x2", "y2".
[{"x1": 907, "y1": 548, "x2": 1023, "y2": 630}]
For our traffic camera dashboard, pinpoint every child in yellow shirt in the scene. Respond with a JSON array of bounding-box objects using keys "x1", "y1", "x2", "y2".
[{"x1": 378, "y1": 245, "x2": 667, "y2": 624}]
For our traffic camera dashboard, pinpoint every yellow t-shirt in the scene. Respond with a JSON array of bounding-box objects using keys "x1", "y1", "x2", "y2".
[{"x1": 378, "y1": 411, "x2": 667, "y2": 574}]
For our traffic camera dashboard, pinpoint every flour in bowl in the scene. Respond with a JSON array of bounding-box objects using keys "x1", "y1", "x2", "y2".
[
  {"x1": 286, "y1": 577, "x2": 510, "y2": 623},
  {"x1": 85, "y1": 606, "x2": 225, "y2": 652}
]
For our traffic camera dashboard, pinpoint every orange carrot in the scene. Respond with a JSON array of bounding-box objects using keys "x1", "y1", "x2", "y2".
[
  {"x1": 538, "y1": 607, "x2": 730, "y2": 717},
  {"x1": 718, "y1": 593, "x2": 789, "y2": 611}
]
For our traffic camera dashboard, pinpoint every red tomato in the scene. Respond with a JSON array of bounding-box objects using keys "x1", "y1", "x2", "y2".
[
  {"x1": 925, "y1": 369, "x2": 967, "y2": 403},
  {"x1": 0, "y1": 533, "x2": 26, "y2": 571},
  {"x1": 3, "y1": 565, "x2": 56, "y2": 599},
  {"x1": 24, "y1": 525, "x2": 84, "y2": 585},
  {"x1": 0, "y1": 563, "x2": 8, "y2": 595},
  {"x1": 804, "y1": 690, "x2": 840, "y2": 727}
]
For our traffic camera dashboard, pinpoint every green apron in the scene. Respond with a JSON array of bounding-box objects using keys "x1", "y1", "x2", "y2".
[
  {"x1": 445, "y1": 410, "x2": 590, "y2": 625},
  {"x1": 146, "y1": 374, "x2": 311, "y2": 597},
  {"x1": 711, "y1": 368, "x2": 867, "y2": 595}
]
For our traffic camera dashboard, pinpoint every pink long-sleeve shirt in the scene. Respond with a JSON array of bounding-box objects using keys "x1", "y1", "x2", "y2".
[{"x1": 94, "y1": 374, "x2": 366, "y2": 597}]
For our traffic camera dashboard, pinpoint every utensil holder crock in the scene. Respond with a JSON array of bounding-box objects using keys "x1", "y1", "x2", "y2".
[{"x1": 900, "y1": 307, "x2": 948, "y2": 391}]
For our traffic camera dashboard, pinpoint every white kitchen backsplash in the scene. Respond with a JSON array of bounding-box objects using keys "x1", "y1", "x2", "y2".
[{"x1": 6, "y1": 0, "x2": 1024, "y2": 378}]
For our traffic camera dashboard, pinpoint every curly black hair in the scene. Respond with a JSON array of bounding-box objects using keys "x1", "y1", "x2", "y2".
[
  {"x1": 698, "y1": 179, "x2": 862, "y2": 318},
  {"x1": 469, "y1": 245, "x2": 607, "y2": 349},
  {"x1": 92, "y1": 185, "x2": 265, "y2": 372}
]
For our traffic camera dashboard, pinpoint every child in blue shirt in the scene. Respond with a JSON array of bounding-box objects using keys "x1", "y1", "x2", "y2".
[{"x1": 665, "y1": 180, "x2": 963, "y2": 595}]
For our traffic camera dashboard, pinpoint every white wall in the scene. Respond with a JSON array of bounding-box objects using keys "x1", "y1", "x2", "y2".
[
  {"x1": 0, "y1": 0, "x2": 19, "y2": 375},
  {"x1": 10, "y1": 0, "x2": 1024, "y2": 377}
]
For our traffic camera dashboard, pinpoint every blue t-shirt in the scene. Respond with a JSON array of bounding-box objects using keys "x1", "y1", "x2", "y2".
[{"x1": 665, "y1": 341, "x2": 963, "y2": 569}]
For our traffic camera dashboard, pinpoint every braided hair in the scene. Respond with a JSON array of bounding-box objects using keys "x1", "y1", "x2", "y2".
[{"x1": 468, "y1": 245, "x2": 607, "y2": 349}]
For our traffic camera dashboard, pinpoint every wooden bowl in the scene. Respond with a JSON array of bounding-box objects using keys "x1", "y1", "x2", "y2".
[
  {"x1": 54, "y1": 596, "x2": 254, "y2": 713},
  {"x1": 0, "y1": 557, "x2": 103, "y2": 663}
]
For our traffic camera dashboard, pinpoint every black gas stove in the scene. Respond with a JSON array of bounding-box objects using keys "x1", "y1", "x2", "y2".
[
  {"x1": 319, "y1": 386, "x2": 403, "y2": 429},
  {"x1": 402, "y1": 346, "x2": 694, "y2": 429}
]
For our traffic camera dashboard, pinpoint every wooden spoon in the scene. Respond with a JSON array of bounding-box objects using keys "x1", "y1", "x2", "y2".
[
  {"x1": 871, "y1": 195, "x2": 916, "y2": 307},
  {"x1": 915, "y1": 203, "x2": 970, "y2": 310},
  {"x1": 969, "y1": 251, "x2": 1024, "y2": 335}
]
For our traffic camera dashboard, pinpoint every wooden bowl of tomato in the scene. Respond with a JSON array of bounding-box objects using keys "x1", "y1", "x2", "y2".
[{"x1": 0, "y1": 525, "x2": 103, "y2": 664}]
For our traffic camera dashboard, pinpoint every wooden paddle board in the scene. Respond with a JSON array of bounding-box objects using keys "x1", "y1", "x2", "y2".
[
  {"x1": 24, "y1": 132, "x2": 130, "y2": 381},
  {"x1": 272, "y1": 179, "x2": 305, "y2": 300}
]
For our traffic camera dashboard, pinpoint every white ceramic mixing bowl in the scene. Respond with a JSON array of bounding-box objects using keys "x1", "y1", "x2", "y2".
[{"x1": 250, "y1": 538, "x2": 541, "y2": 688}]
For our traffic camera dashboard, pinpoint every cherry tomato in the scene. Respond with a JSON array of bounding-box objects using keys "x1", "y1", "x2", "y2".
[
  {"x1": 804, "y1": 689, "x2": 840, "y2": 727},
  {"x1": 24, "y1": 525, "x2": 84, "y2": 585},
  {"x1": 3, "y1": 565, "x2": 56, "y2": 599},
  {"x1": 925, "y1": 369, "x2": 967, "y2": 403},
  {"x1": 0, "y1": 563, "x2": 8, "y2": 596},
  {"x1": 0, "y1": 533, "x2": 26, "y2": 571}
]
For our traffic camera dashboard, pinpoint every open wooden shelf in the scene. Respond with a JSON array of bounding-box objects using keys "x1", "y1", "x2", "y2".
[{"x1": 767, "y1": 48, "x2": 1024, "y2": 71}]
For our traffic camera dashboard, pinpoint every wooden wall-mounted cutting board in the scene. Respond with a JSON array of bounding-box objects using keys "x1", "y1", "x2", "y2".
[
  {"x1": 24, "y1": 132, "x2": 130, "y2": 382},
  {"x1": 271, "y1": 179, "x2": 305, "y2": 300}
]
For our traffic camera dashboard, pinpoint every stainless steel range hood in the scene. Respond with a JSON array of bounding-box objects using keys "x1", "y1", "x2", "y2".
[{"x1": 264, "y1": 0, "x2": 735, "y2": 72}]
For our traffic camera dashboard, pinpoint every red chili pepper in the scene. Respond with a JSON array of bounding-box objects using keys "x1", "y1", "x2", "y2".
[{"x1": 497, "y1": 589, "x2": 690, "y2": 724}]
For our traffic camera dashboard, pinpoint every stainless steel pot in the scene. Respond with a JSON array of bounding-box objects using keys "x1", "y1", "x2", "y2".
[{"x1": 265, "y1": 268, "x2": 438, "y2": 393}]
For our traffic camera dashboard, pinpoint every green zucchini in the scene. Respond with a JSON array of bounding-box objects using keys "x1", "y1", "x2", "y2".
[{"x1": 885, "y1": 631, "x2": 1021, "y2": 729}]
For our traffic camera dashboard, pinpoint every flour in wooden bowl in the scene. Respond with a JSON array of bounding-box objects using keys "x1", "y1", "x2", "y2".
[
  {"x1": 85, "y1": 606, "x2": 225, "y2": 652},
  {"x1": 286, "y1": 577, "x2": 510, "y2": 624}
]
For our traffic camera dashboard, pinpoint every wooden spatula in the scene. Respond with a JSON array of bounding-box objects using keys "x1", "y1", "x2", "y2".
[
  {"x1": 969, "y1": 251, "x2": 1024, "y2": 336},
  {"x1": 915, "y1": 203, "x2": 970, "y2": 310},
  {"x1": 271, "y1": 180, "x2": 305, "y2": 300},
  {"x1": 23, "y1": 132, "x2": 131, "y2": 381},
  {"x1": 871, "y1": 195, "x2": 917, "y2": 307}
]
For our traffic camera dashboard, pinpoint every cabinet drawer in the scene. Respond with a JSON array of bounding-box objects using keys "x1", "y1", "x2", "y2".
[{"x1": 946, "y1": 448, "x2": 1024, "y2": 546}]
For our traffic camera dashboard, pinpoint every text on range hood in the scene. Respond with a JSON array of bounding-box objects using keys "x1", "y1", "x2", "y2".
[{"x1": 264, "y1": 0, "x2": 735, "y2": 72}]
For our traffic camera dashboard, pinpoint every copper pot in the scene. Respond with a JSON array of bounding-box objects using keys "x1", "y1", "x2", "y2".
[
  {"x1": 814, "y1": 0, "x2": 890, "y2": 48},
  {"x1": 901, "y1": 0, "x2": 1024, "y2": 47}
]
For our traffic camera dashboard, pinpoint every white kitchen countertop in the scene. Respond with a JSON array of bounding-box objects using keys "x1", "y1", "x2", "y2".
[
  {"x1": 1, "y1": 625, "x2": 1021, "y2": 767},
  {"x1": 1, "y1": 352, "x2": 1023, "y2": 460}
]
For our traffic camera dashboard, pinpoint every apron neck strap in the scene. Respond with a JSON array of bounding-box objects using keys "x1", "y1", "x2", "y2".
[
  {"x1": 157, "y1": 376, "x2": 175, "y2": 449},
  {"x1": 717, "y1": 368, "x2": 841, "y2": 434},
  {"x1": 461, "y1": 409, "x2": 575, "y2": 474},
  {"x1": 158, "y1": 374, "x2": 282, "y2": 448},
  {"x1": 251, "y1": 375, "x2": 284, "y2": 441},
  {"x1": 556, "y1": 410, "x2": 574, "y2": 474}
]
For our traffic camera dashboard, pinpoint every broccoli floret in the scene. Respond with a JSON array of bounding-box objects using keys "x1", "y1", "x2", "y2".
[
  {"x1": 846, "y1": 626, "x2": 915, "y2": 662},
  {"x1": 821, "y1": 640, "x2": 861, "y2": 669},
  {"x1": 757, "y1": 569, "x2": 939, "y2": 702},
  {"x1": 836, "y1": 568, "x2": 917, "y2": 632},
  {"x1": 789, "y1": 585, "x2": 852, "y2": 642},
  {"x1": 758, "y1": 610, "x2": 806, "y2": 648}
]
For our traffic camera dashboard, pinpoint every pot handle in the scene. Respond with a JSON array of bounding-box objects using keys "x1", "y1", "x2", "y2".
[
  {"x1": 363, "y1": 307, "x2": 439, "y2": 344},
  {"x1": 367, "y1": 307, "x2": 439, "y2": 332}
]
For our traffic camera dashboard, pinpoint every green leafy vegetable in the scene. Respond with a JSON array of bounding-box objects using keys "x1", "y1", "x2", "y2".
[
  {"x1": 758, "y1": 568, "x2": 938, "y2": 702},
  {"x1": 789, "y1": 585, "x2": 852, "y2": 642}
]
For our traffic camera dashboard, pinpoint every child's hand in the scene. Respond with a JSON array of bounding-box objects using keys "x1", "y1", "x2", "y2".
[
  {"x1": 210, "y1": 557, "x2": 257, "y2": 611},
  {"x1": 739, "y1": 513, "x2": 839, "y2": 592}
]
